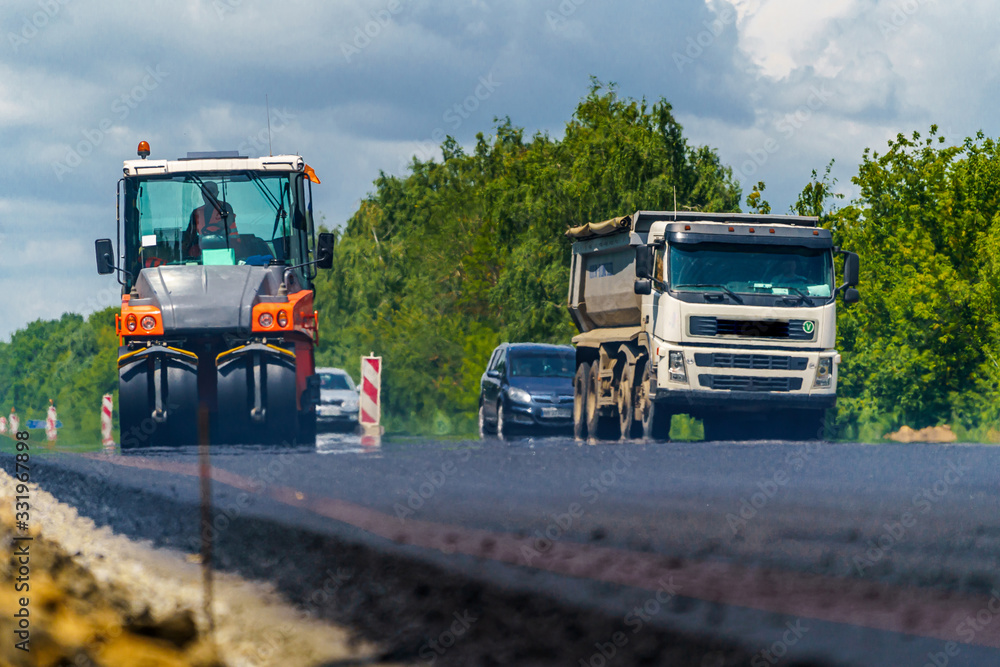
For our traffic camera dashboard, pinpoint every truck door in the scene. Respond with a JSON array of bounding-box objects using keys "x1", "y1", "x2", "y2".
[{"x1": 641, "y1": 245, "x2": 666, "y2": 342}]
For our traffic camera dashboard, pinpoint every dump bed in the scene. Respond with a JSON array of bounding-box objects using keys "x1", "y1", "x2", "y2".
[{"x1": 566, "y1": 221, "x2": 639, "y2": 332}]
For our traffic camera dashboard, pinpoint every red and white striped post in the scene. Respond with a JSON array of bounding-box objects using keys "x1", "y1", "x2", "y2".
[
  {"x1": 101, "y1": 394, "x2": 115, "y2": 449},
  {"x1": 8, "y1": 408, "x2": 18, "y2": 436},
  {"x1": 46, "y1": 400, "x2": 58, "y2": 442},
  {"x1": 359, "y1": 354, "x2": 382, "y2": 439}
]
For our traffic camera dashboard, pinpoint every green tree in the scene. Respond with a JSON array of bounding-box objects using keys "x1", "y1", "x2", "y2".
[{"x1": 314, "y1": 80, "x2": 741, "y2": 434}]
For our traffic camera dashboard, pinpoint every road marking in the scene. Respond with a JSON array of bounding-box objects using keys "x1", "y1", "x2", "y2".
[{"x1": 82, "y1": 452, "x2": 1000, "y2": 649}]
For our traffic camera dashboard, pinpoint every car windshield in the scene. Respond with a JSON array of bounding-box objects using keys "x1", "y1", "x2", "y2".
[
  {"x1": 509, "y1": 352, "x2": 575, "y2": 378},
  {"x1": 320, "y1": 373, "x2": 354, "y2": 390},
  {"x1": 669, "y1": 242, "x2": 834, "y2": 297}
]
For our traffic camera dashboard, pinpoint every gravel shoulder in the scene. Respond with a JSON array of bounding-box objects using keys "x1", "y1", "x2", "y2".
[{"x1": 0, "y1": 468, "x2": 397, "y2": 667}]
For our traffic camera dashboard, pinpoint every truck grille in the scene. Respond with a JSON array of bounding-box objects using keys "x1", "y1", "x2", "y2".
[
  {"x1": 689, "y1": 316, "x2": 814, "y2": 340},
  {"x1": 694, "y1": 353, "x2": 808, "y2": 371},
  {"x1": 698, "y1": 375, "x2": 803, "y2": 392}
]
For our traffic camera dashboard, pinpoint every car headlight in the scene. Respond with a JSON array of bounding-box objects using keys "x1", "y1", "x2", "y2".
[
  {"x1": 343, "y1": 398, "x2": 359, "y2": 411},
  {"x1": 508, "y1": 387, "x2": 532, "y2": 404},
  {"x1": 668, "y1": 351, "x2": 687, "y2": 383},
  {"x1": 814, "y1": 356, "x2": 834, "y2": 388}
]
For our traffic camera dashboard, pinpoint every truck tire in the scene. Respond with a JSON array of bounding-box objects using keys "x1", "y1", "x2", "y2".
[
  {"x1": 637, "y1": 362, "x2": 670, "y2": 441},
  {"x1": 573, "y1": 362, "x2": 590, "y2": 440},
  {"x1": 586, "y1": 362, "x2": 619, "y2": 440},
  {"x1": 617, "y1": 362, "x2": 638, "y2": 440}
]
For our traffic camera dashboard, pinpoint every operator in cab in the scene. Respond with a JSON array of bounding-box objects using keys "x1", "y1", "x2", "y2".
[{"x1": 183, "y1": 181, "x2": 238, "y2": 259}]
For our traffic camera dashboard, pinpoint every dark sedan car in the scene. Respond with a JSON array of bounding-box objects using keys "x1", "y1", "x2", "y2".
[{"x1": 479, "y1": 343, "x2": 576, "y2": 437}]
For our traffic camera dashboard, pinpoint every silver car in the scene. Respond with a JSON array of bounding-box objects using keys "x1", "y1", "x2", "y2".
[{"x1": 316, "y1": 367, "x2": 360, "y2": 430}]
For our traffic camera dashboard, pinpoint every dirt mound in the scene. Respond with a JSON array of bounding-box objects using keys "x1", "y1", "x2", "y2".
[{"x1": 885, "y1": 424, "x2": 958, "y2": 443}]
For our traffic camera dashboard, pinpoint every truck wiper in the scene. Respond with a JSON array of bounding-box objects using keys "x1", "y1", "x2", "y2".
[
  {"x1": 780, "y1": 286, "x2": 815, "y2": 307},
  {"x1": 676, "y1": 284, "x2": 744, "y2": 304}
]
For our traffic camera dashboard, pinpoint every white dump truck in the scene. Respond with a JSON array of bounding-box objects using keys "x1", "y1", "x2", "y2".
[{"x1": 566, "y1": 211, "x2": 859, "y2": 441}]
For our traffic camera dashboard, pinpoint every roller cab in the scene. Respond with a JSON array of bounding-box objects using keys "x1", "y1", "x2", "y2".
[{"x1": 96, "y1": 145, "x2": 333, "y2": 447}]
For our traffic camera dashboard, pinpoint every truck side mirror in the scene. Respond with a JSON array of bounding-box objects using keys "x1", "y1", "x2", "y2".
[
  {"x1": 634, "y1": 279, "x2": 652, "y2": 295},
  {"x1": 843, "y1": 252, "x2": 859, "y2": 286},
  {"x1": 95, "y1": 239, "x2": 115, "y2": 275},
  {"x1": 316, "y1": 233, "x2": 334, "y2": 269},
  {"x1": 635, "y1": 246, "x2": 653, "y2": 279},
  {"x1": 843, "y1": 287, "x2": 860, "y2": 305}
]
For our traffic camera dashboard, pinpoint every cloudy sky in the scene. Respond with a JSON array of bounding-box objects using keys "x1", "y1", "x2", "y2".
[{"x1": 1, "y1": 0, "x2": 995, "y2": 339}]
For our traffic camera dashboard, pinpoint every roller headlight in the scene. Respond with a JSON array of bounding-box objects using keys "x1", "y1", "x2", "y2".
[
  {"x1": 125, "y1": 314, "x2": 137, "y2": 332},
  {"x1": 140, "y1": 315, "x2": 156, "y2": 331},
  {"x1": 277, "y1": 310, "x2": 288, "y2": 328},
  {"x1": 258, "y1": 312, "x2": 273, "y2": 328}
]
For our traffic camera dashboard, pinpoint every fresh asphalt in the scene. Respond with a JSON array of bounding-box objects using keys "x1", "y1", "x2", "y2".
[{"x1": 12, "y1": 433, "x2": 1000, "y2": 666}]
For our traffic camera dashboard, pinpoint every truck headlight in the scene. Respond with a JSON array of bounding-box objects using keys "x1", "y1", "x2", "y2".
[
  {"x1": 668, "y1": 351, "x2": 687, "y2": 383},
  {"x1": 508, "y1": 387, "x2": 532, "y2": 404},
  {"x1": 814, "y1": 356, "x2": 834, "y2": 388}
]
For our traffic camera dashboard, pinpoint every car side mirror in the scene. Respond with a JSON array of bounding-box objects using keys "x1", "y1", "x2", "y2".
[
  {"x1": 843, "y1": 287, "x2": 860, "y2": 305},
  {"x1": 95, "y1": 239, "x2": 115, "y2": 275},
  {"x1": 634, "y1": 279, "x2": 652, "y2": 295},
  {"x1": 316, "y1": 232, "x2": 334, "y2": 269},
  {"x1": 487, "y1": 369, "x2": 500, "y2": 379}
]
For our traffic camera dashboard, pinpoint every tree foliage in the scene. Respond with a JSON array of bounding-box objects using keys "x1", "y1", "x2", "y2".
[
  {"x1": 314, "y1": 81, "x2": 741, "y2": 433},
  {"x1": 824, "y1": 127, "x2": 1000, "y2": 438}
]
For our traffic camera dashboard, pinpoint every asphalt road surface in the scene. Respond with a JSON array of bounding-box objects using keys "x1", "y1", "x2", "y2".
[{"x1": 13, "y1": 433, "x2": 1000, "y2": 666}]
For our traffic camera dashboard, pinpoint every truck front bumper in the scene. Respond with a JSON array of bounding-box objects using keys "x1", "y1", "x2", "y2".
[{"x1": 653, "y1": 388, "x2": 836, "y2": 412}]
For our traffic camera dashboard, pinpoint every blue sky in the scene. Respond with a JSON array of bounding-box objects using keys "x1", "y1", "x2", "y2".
[{"x1": 1, "y1": 0, "x2": 995, "y2": 339}]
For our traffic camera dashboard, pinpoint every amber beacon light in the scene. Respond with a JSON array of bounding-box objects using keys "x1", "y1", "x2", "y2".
[{"x1": 137, "y1": 141, "x2": 150, "y2": 159}]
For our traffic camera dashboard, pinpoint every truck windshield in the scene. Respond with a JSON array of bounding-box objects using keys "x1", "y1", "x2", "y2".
[
  {"x1": 669, "y1": 243, "x2": 834, "y2": 298},
  {"x1": 123, "y1": 172, "x2": 309, "y2": 275}
]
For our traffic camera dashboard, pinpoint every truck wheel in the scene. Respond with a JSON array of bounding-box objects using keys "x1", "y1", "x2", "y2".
[
  {"x1": 617, "y1": 363, "x2": 637, "y2": 440},
  {"x1": 573, "y1": 362, "x2": 590, "y2": 440},
  {"x1": 638, "y1": 362, "x2": 670, "y2": 441},
  {"x1": 586, "y1": 362, "x2": 619, "y2": 440}
]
